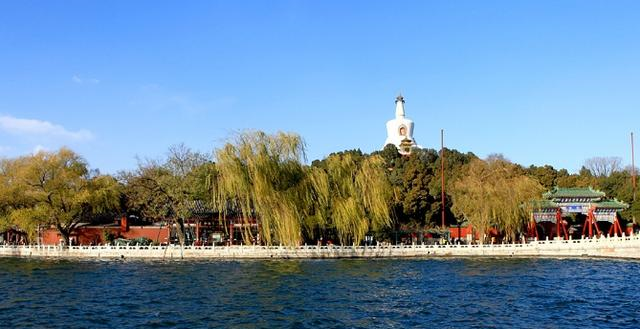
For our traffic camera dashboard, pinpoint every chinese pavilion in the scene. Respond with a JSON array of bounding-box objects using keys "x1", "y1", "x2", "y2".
[{"x1": 529, "y1": 187, "x2": 628, "y2": 240}]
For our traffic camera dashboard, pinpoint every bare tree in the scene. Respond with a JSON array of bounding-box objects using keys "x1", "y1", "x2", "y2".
[
  {"x1": 584, "y1": 156, "x2": 623, "y2": 177},
  {"x1": 166, "y1": 143, "x2": 211, "y2": 177}
]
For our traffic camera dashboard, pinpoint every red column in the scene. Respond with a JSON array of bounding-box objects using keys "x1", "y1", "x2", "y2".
[
  {"x1": 527, "y1": 214, "x2": 538, "y2": 239},
  {"x1": 583, "y1": 207, "x2": 602, "y2": 238},
  {"x1": 611, "y1": 213, "x2": 623, "y2": 236},
  {"x1": 121, "y1": 215, "x2": 128, "y2": 232},
  {"x1": 583, "y1": 208, "x2": 594, "y2": 238},
  {"x1": 196, "y1": 220, "x2": 200, "y2": 243},
  {"x1": 588, "y1": 209, "x2": 594, "y2": 238},
  {"x1": 555, "y1": 208, "x2": 564, "y2": 240}
]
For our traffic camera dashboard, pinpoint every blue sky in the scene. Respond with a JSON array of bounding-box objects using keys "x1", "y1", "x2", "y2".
[{"x1": 1, "y1": 1, "x2": 639, "y2": 174}]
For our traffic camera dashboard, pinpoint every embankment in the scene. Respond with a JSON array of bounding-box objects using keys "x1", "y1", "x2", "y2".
[{"x1": 1, "y1": 235, "x2": 640, "y2": 260}]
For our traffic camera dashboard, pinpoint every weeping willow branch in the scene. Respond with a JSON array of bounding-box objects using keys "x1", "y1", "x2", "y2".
[
  {"x1": 450, "y1": 158, "x2": 543, "y2": 242},
  {"x1": 212, "y1": 131, "x2": 394, "y2": 246},
  {"x1": 322, "y1": 154, "x2": 393, "y2": 245},
  {"x1": 213, "y1": 131, "x2": 307, "y2": 246}
]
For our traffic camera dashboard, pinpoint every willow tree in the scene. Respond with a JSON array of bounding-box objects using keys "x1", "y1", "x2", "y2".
[
  {"x1": 311, "y1": 153, "x2": 393, "y2": 245},
  {"x1": 450, "y1": 157, "x2": 543, "y2": 243},
  {"x1": 213, "y1": 131, "x2": 309, "y2": 246},
  {"x1": 300, "y1": 166, "x2": 330, "y2": 240}
]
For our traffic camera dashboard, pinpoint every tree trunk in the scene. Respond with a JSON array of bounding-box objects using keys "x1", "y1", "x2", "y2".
[
  {"x1": 174, "y1": 218, "x2": 186, "y2": 246},
  {"x1": 57, "y1": 225, "x2": 71, "y2": 246}
]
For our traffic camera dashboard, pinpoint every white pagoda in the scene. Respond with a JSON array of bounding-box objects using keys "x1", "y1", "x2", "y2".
[{"x1": 384, "y1": 94, "x2": 417, "y2": 155}]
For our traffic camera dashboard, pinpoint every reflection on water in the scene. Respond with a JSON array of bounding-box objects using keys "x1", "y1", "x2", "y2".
[{"x1": 1, "y1": 257, "x2": 640, "y2": 328}]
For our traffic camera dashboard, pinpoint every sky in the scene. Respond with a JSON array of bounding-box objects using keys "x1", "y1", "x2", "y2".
[{"x1": 1, "y1": 1, "x2": 639, "y2": 174}]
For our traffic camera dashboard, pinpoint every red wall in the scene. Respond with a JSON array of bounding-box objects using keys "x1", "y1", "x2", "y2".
[
  {"x1": 43, "y1": 229, "x2": 65, "y2": 245},
  {"x1": 449, "y1": 225, "x2": 501, "y2": 241},
  {"x1": 42, "y1": 226, "x2": 170, "y2": 245},
  {"x1": 123, "y1": 226, "x2": 170, "y2": 243},
  {"x1": 449, "y1": 225, "x2": 473, "y2": 239}
]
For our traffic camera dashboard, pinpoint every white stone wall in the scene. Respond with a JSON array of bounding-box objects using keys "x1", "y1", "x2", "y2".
[{"x1": 1, "y1": 235, "x2": 640, "y2": 260}]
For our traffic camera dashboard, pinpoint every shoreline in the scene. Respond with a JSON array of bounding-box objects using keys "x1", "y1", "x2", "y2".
[{"x1": 2, "y1": 235, "x2": 640, "y2": 260}]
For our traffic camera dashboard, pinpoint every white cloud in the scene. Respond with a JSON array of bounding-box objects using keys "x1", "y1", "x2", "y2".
[
  {"x1": 0, "y1": 115, "x2": 94, "y2": 141},
  {"x1": 72, "y1": 75, "x2": 100, "y2": 85}
]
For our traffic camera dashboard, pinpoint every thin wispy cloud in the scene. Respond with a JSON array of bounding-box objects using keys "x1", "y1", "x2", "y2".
[
  {"x1": 0, "y1": 115, "x2": 94, "y2": 141},
  {"x1": 72, "y1": 75, "x2": 100, "y2": 85},
  {"x1": 130, "y1": 84, "x2": 235, "y2": 114}
]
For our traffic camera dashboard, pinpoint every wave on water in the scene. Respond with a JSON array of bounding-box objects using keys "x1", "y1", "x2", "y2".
[{"x1": 1, "y1": 258, "x2": 639, "y2": 328}]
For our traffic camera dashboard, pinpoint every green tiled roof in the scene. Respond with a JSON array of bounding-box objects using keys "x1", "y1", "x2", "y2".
[
  {"x1": 593, "y1": 199, "x2": 629, "y2": 210},
  {"x1": 543, "y1": 186, "x2": 605, "y2": 199}
]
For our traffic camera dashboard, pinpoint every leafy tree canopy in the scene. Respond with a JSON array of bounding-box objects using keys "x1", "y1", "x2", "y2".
[{"x1": 0, "y1": 148, "x2": 120, "y2": 244}]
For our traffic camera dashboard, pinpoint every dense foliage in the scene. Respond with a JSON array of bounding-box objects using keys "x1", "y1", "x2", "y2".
[
  {"x1": 212, "y1": 132, "x2": 392, "y2": 246},
  {"x1": 212, "y1": 131, "x2": 309, "y2": 246},
  {"x1": 1, "y1": 132, "x2": 638, "y2": 245},
  {"x1": 0, "y1": 148, "x2": 120, "y2": 244},
  {"x1": 450, "y1": 158, "x2": 543, "y2": 242}
]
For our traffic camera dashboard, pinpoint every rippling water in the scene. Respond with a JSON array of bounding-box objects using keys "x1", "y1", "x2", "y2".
[{"x1": 1, "y1": 257, "x2": 640, "y2": 328}]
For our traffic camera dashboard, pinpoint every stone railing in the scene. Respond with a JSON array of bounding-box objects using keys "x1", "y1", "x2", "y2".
[{"x1": 1, "y1": 234, "x2": 639, "y2": 259}]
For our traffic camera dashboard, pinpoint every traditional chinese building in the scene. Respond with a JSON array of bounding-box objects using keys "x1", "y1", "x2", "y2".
[
  {"x1": 40, "y1": 200, "x2": 233, "y2": 246},
  {"x1": 384, "y1": 94, "x2": 417, "y2": 155},
  {"x1": 529, "y1": 187, "x2": 628, "y2": 240}
]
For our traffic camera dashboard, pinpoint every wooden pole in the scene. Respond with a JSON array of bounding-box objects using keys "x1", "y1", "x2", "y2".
[
  {"x1": 588, "y1": 209, "x2": 593, "y2": 238},
  {"x1": 196, "y1": 220, "x2": 200, "y2": 244},
  {"x1": 556, "y1": 208, "x2": 561, "y2": 240},
  {"x1": 441, "y1": 129, "x2": 445, "y2": 229},
  {"x1": 632, "y1": 132, "x2": 636, "y2": 202}
]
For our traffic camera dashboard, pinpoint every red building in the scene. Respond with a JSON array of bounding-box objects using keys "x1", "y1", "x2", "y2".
[
  {"x1": 41, "y1": 213, "x2": 251, "y2": 246},
  {"x1": 42, "y1": 221, "x2": 170, "y2": 245}
]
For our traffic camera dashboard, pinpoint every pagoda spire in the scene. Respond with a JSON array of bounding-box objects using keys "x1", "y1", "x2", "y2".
[
  {"x1": 384, "y1": 93, "x2": 417, "y2": 154},
  {"x1": 395, "y1": 93, "x2": 405, "y2": 118}
]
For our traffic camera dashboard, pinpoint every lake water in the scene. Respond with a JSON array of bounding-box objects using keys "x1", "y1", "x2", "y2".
[{"x1": 1, "y1": 257, "x2": 639, "y2": 328}]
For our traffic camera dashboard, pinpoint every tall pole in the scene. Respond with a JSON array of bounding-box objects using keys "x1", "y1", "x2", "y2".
[
  {"x1": 632, "y1": 132, "x2": 636, "y2": 202},
  {"x1": 441, "y1": 129, "x2": 445, "y2": 229}
]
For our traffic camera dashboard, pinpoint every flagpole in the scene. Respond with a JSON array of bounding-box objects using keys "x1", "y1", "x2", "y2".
[
  {"x1": 441, "y1": 129, "x2": 445, "y2": 229},
  {"x1": 632, "y1": 132, "x2": 636, "y2": 202}
]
